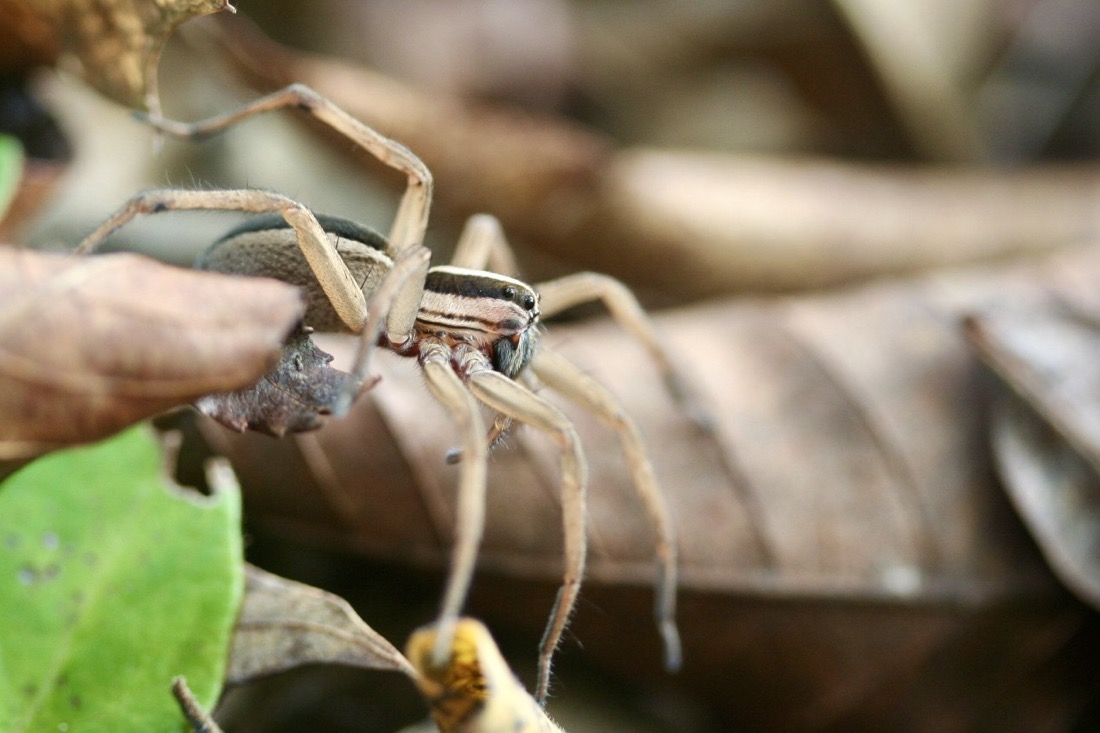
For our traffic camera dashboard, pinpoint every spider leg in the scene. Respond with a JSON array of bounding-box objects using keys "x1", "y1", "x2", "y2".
[
  {"x1": 450, "y1": 213, "x2": 519, "y2": 276},
  {"x1": 336, "y1": 245, "x2": 433, "y2": 415},
  {"x1": 418, "y1": 342, "x2": 489, "y2": 667},
  {"x1": 530, "y1": 346, "x2": 682, "y2": 673},
  {"x1": 74, "y1": 188, "x2": 368, "y2": 332},
  {"x1": 447, "y1": 213, "x2": 523, "y2": 450},
  {"x1": 444, "y1": 413, "x2": 511, "y2": 465},
  {"x1": 447, "y1": 211, "x2": 713, "y2": 434},
  {"x1": 535, "y1": 272, "x2": 714, "y2": 431},
  {"x1": 138, "y1": 84, "x2": 432, "y2": 343},
  {"x1": 455, "y1": 345, "x2": 589, "y2": 704}
]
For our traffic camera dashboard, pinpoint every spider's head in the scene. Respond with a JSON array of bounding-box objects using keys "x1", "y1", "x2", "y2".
[{"x1": 419, "y1": 267, "x2": 541, "y2": 378}]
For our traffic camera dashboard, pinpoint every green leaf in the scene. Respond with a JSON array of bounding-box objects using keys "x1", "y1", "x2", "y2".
[
  {"x1": 0, "y1": 134, "x2": 22, "y2": 224},
  {"x1": 0, "y1": 426, "x2": 243, "y2": 732}
]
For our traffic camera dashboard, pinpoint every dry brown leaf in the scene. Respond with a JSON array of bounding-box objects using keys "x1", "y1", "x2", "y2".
[
  {"x1": 0, "y1": 248, "x2": 303, "y2": 459},
  {"x1": 227, "y1": 564, "x2": 416, "y2": 686},
  {"x1": 0, "y1": 0, "x2": 234, "y2": 110},
  {"x1": 196, "y1": 328, "x2": 358, "y2": 436},
  {"x1": 407, "y1": 618, "x2": 564, "y2": 733},
  {"x1": 203, "y1": 244, "x2": 1100, "y2": 730},
  {"x1": 0, "y1": 2, "x2": 61, "y2": 72},
  {"x1": 965, "y1": 305, "x2": 1100, "y2": 609}
]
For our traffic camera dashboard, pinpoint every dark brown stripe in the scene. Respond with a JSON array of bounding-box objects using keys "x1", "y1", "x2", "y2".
[
  {"x1": 426, "y1": 270, "x2": 526, "y2": 301},
  {"x1": 214, "y1": 211, "x2": 389, "y2": 250},
  {"x1": 419, "y1": 309, "x2": 501, "y2": 329}
]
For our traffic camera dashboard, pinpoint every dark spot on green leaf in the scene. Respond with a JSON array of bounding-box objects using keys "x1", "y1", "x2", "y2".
[{"x1": 17, "y1": 565, "x2": 35, "y2": 585}]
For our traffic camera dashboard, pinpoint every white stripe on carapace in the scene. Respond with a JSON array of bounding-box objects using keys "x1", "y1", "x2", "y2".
[
  {"x1": 417, "y1": 290, "x2": 531, "y2": 340},
  {"x1": 428, "y1": 266, "x2": 532, "y2": 292}
]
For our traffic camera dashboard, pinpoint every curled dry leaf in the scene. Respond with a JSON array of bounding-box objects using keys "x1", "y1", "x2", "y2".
[
  {"x1": 196, "y1": 328, "x2": 359, "y2": 436},
  {"x1": 965, "y1": 305, "x2": 1100, "y2": 609},
  {"x1": 0, "y1": 248, "x2": 303, "y2": 459},
  {"x1": 0, "y1": 0, "x2": 234, "y2": 110},
  {"x1": 204, "y1": 243, "x2": 1100, "y2": 730},
  {"x1": 407, "y1": 618, "x2": 564, "y2": 733},
  {"x1": 227, "y1": 564, "x2": 416, "y2": 686}
]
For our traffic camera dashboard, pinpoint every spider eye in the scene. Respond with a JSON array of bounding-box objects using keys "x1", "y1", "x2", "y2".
[
  {"x1": 523, "y1": 294, "x2": 536, "y2": 310},
  {"x1": 503, "y1": 286, "x2": 517, "y2": 300}
]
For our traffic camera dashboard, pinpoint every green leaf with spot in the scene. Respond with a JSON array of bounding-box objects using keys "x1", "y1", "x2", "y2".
[
  {"x1": 0, "y1": 134, "x2": 22, "y2": 224},
  {"x1": 0, "y1": 426, "x2": 243, "y2": 732}
]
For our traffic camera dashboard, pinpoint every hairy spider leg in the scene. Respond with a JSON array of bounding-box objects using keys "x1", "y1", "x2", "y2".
[
  {"x1": 447, "y1": 213, "x2": 683, "y2": 676},
  {"x1": 105, "y1": 86, "x2": 695, "y2": 703},
  {"x1": 140, "y1": 83, "x2": 432, "y2": 344},
  {"x1": 456, "y1": 348, "x2": 590, "y2": 704},
  {"x1": 73, "y1": 188, "x2": 369, "y2": 332},
  {"x1": 531, "y1": 348, "x2": 682, "y2": 673}
]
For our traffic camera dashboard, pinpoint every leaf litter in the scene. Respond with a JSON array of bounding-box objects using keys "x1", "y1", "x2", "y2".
[{"x1": 0, "y1": 248, "x2": 304, "y2": 458}]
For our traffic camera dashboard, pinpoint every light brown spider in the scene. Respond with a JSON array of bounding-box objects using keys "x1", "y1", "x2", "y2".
[{"x1": 75, "y1": 84, "x2": 699, "y2": 702}]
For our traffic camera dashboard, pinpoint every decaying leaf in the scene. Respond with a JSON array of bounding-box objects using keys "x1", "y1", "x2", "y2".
[
  {"x1": 0, "y1": 0, "x2": 234, "y2": 110},
  {"x1": 407, "y1": 618, "x2": 565, "y2": 733},
  {"x1": 204, "y1": 243, "x2": 1100, "y2": 730},
  {"x1": 227, "y1": 564, "x2": 416, "y2": 686},
  {"x1": 0, "y1": 248, "x2": 304, "y2": 458},
  {"x1": 965, "y1": 305, "x2": 1100, "y2": 609},
  {"x1": 196, "y1": 328, "x2": 360, "y2": 436}
]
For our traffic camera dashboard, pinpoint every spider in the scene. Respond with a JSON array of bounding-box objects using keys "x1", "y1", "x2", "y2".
[{"x1": 75, "y1": 84, "x2": 701, "y2": 702}]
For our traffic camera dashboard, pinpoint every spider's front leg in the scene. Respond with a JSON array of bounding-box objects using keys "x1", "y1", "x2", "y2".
[
  {"x1": 417, "y1": 342, "x2": 489, "y2": 669},
  {"x1": 447, "y1": 212, "x2": 686, "y2": 674},
  {"x1": 453, "y1": 344, "x2": 590, "y2": 704},
  {"x1": 74, "y1": 188, "x2": 370, "y2": 333}
]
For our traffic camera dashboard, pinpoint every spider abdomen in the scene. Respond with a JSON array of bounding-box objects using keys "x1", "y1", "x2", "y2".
[{"x1": 201, "y1": 213, "x2": 393, "y2": 332}]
